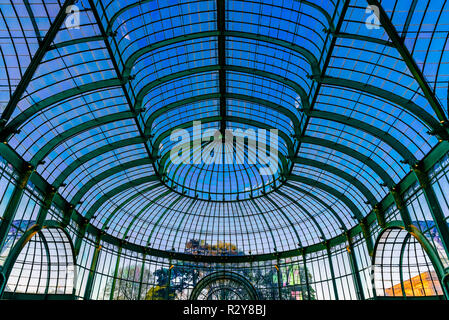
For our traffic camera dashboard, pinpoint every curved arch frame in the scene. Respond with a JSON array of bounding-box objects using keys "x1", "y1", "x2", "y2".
[
  {"x1": 0, "y1": 223, "x2": 76, "y2": 299},
  {"x1": 189, "y1": 271, "x2": 260, "y2": 300},
  {"x1": 371, "y1": 222, "x2": 449, "y2": 300}
]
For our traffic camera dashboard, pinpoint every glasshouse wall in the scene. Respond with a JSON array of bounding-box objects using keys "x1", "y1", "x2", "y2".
[{"x1": 1, "y1": 142, "x2": 449, "y2": 300}]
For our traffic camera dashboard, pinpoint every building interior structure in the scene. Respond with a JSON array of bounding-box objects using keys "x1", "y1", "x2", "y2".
[{"x1": 0, "y1": 0, "x2": 449, "y2": 300}]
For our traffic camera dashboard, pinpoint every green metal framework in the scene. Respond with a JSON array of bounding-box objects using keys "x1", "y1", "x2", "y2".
[{"x1": 0, "y1": 0, "x2": 448, "y2": 301}]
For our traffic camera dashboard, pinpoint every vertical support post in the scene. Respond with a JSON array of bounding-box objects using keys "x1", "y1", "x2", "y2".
[
  {"x1": 274, "y1": 258, "x2": 282, "y2": 300},
  {"x1": 35, "y1": 185, "x2": 57, "y2": 227},
  {"x1": 83, "y1": 235, "x2": 102, "y2": 300},
  {"x1": 166, "y1": 260, "x2": 173, "y2": 300},
  {"x1": 374, "y1": 204, "x2": 386, "y2": 229},
  {"x1": 413, "y1": 163, "x2": 449, "y2": 260},
  {"x1": 61, "y1": 204, "x2": 74, "y2": 229},
  {"x1": 136, "y1": 252, "x2": 146, "y2": 300},
  {"x1": 0, "y1": 164, "x2": 33, "y2": 250},
  {"x1": 0, "y1": 271, "x2": 5, "y2": 296},
  {"x1": 325, "y1": 242, "x2": 339, "y2": 300},
  {"x1": 74, "y1": 217, "x2": 89, "y2": 257},
  {"x1": 302, "y1": 250, "x2": 311, "y2": 300},
  {"x1": 360, "y1": 218, "x2": 374, "y2": 257},
  {"x1": 0, "y1": 0, "x2": 76, "y2": 132},
  {"x1": 109, "y1": 245, "x2": 123, "y2": 300},
  {"x1": 346, "y1": 233, "x2": 365, "y2": 300},
  {"x1": 391, "y1": 186, "x2": 413, "y2": 230}
]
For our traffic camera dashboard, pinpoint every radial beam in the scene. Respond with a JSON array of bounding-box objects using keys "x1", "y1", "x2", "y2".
[
  {"x1": 282, "y1": 183, "x2": 348, "y2": 230},
  {"x1": 1, "y1": 79, "x2": 124, "y2": 141},
  {"x1": 30, "y1": 111, "x2": 135, "y2": 166},
  {"x1": 150, "y1": 115, "x2": 295, "y2": 160},
  {"x1": 311, "y1": 75, "x2": 448, "y2": 140},
  {"x1": 293, "y1": 157, "x2": 378, "y2": 205},
  {"x1": 285, "y1": 177, "x2": 364, "y2": 221},
  {"x1": 367, "y1": 0, "x2": 449, "y2": 125},
  {"x1": 134, "y1": 65, "x2": 310, "y2": 113},
  {"x1": 306, "y1": 109, "x2": 417, "y2": 164},
  {"x1": 217, "y1": 0, "x2": 227, "y2": 136},
  {"x1": 145, "y1": 93, "x2": 302, "y2": 138},
  {"x1": 300, "y1": 136, "x2": 395, "y2": 188},
  {"x1": 84, "y1": 177, "x2": 162, "y2": 221},
  {"x1": 122, "y1": 31, "x2": 320, "y2": 80},
  {"x1": 0, "y1": 0, "x2": 75, "y2": 126},
  {"x1": 53, "y1": 137, "x2": 146, "y2": 187},
  {"x1": 69, "y1": 158, "x2": 154, "y2": 206}
]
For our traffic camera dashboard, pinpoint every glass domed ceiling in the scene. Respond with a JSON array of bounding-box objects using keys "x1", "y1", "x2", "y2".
[
  {"x1": 159, "y1": 125, "x2": 289, "y2": 201},
  {"x1": 1, "y1": 0, "x2": 448, "y2": 258}
]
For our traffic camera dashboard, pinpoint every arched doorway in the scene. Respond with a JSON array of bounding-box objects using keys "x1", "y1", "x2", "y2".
[
  {"x1": 190, "y1": 271, "x2": 260, "y2": 300},
  {"x1": 0, "y1": 226, "x2": 76, "y2": 299},
  {"x1": 373, "y1": 227, "x2": 446, "y2": 299}
]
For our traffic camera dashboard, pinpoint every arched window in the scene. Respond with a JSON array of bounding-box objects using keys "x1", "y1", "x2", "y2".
[
  {"x1": 373, "y1": 228, "x2": 444, "y2": 298},
  {"x1": 2, "y1": 227, "x2": 75, "y2": 298}
]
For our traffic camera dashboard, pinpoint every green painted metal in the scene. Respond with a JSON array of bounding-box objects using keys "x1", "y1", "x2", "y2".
[
  {"x1": 263, "y1": 193, "x2": 307, "y2": 247},
  {"x1": 0, "y1": 225, "x2": 40, "y2": 298},
  {"x1": 390, "y1": 187, "x2": 413, "y2": 230},
  {"x1": 373, "y1": 205, "x2": 386, "y2": 229},
  {"x1": 306, "y1": 109, "x2": 418, "y2": 164},
  {"x1": 360, "y1": 219, "x2": 375, "y2": 256},
  {"x1": 101, "y1": 183, "x2": 163, "y2": 232},
  {"x1": 23, "y1": 0, "x2": 42, "y2": 42},
  {"x1": 48, "y1": 36, "x2": 105, "y2": 51},
  {"x1": 30, "y1": 111, "x2": 134, "y2": 166},
  {"x1": 300, "y1": 135, "x2": 395, "y2": 187},
  {"x1": 325, "y1": 243, "x2": 340, "y2": 300},
  {"x1": 0, "y1": 126, "x2": 444, "y2": 267},
  {"x1": 83, "y1": 235, "x2": 102, "y2": 300},
  {"x1": 294, "y1": 157, "x2": 378, "y2": 205},
  {"x1": 1, "y1": 79, "x2": 123, "y2": 141},
  {"x1": 120, "y1": 189, "x2": 173, "y2": 241},
  {"x1": 72, "y1": 177, "x2": 162, "y2": 255},
  {"x1": 134, "y1": 65, "x2": 310, "y2": 112},
  {"x1": 413, "y1": 163, "x2": 449, "y2": 259},
  {"x1": 0, "y1": 0, "x2": 75, "y2": 125},
  {"x1": 398, "y1": 233, "x2": 409, "y2": 298},
  {"x1": 217, "y1": 0, "x2": 227, "y2": 135},
  {"x1": 372, "y1": 223, "x2": 449, "y2": 299},
  {"x1": 0, "y1": 225, "x2": 77, "y2": 299},
  {"x1": 402, "y1": 0, "x2": 418, "y2": 37},
  {"x1": 292, "y1": 0, "x2": 350, "y2": 178},
  {"x1": 168, "y1": 200, "x2": 200, "y2": 253},
  {"x1": 121, "y1": 30, "x2": 321, "y2": 80},
  {"x1": 276, "y1": 259, "x2": 282, "y2": 300},
  {"x1": 145, "y1": 93, "x2": 302, "y2": 138},
  {"x1": 144, "y1": 194, "x2": 184, "y2": 246},
  {"x1": 189, "y1": 271, "x2": 260, "y2": 300},
  {"x1": 35, "y1": 186, "x2": 57, "y2": 227},
  {"x1": 346, "y1": 234, "x2": 366, "y2": 300},
  {"x1": 87, "y1": 0, "x2": 156, "y2": 165},
  {"x1": 84, "y1": 176, "x2": 162, "y2": 221},
  {"x1": 150, "y1": 115, "x2": 295, "y2": 159},
  {"x1": 156, "y1": 137, "x2": 289, "y2": 182},
  {"x1": 69, "y1": 158, "x2": 153, "y2": 206},
  {"x1": 106, "y1": 0, "x2": 333, "y2": 36},
  {"x1": 335, "y1": 32, "x2": 393, "y2": 47},
  {"x1": 53, "y1": 137, "x2": 145, "y2": 187},
  {"x1": 40, "y1": 232, "x2": 51, "y2": 296},
  {"x1": 0, "y1": 166, "x2": 33, "y2": 251},
  {"x1": 282, "y1": 183, "x2": 347, "y2": 230},
  {"x1": 311, "y1": 76, "x2": 448, "y2": 140},
  {"x1": 286, "y1": 177, "x2": 364, "y2": 221},
  {"x1": 250, "y1": 199, "x2": 280, "y2": 250},
  {"x1": 367, "y1": 0, "x2": 449, "y2": 125}
]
